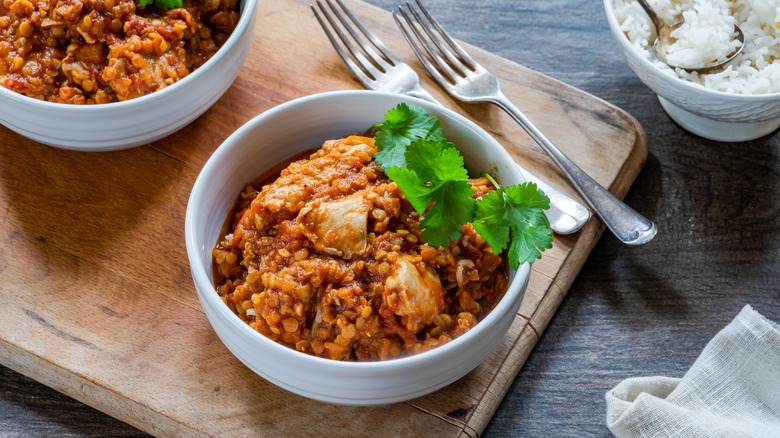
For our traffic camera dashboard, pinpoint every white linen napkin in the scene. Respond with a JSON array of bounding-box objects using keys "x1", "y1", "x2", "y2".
[{"x1": 605, "y1": 304, "x2": 780, "y2": 438}]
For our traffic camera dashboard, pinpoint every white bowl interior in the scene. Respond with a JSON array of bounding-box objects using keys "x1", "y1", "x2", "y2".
[{"x1": 185, "y1": 90, "x2": 531, "y2": 404}]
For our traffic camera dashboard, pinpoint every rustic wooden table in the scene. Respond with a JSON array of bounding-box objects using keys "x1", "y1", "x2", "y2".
[{"x1": 2, "y1": 0, "x2": 779, "y2": 436}]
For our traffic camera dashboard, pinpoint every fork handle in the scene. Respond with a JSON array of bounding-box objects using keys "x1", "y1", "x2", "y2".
[{"x1": 491, "y1": 91, "x2": 657, "y2": 245}]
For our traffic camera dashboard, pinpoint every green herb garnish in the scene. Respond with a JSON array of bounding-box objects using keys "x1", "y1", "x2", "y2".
[
  {"x1": 473, "y1": 173, "x2": 552, "y2": 269},
  {"x1": 385, "y1": 138, "x2": 477, "y2": 248},
  {"x1": 374, "y1": 103, "x2": 448, "y2": 170},
  {"x1": 137, "y1": 0, "x2": 182, "y2": 9},
  {"x1": 374, "y1": 103, "x2": 553, "y2": 268}
]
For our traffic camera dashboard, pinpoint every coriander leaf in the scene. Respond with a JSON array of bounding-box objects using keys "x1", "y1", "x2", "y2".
[
  {"x1": 471, "y1": 187, "x2": 511, "y2": 253},
  {"x1": 136, "y1": 0, "x2": 181, "y2": 8},
  {"x1": 155, "y1": 0, "x2": 182, "y2": 8},
  {"x1": 374, "y1": 103, "x2": 446, "y2": 170},
  {"x1": 386, "y1": 139, "x2": 476, "y2": 248},
  {"x1": 405, "y1": 138, "x2": 463, "y2": 189},
  {"x1": 374, "y1": 104, "x2": 552, "y2": 262},
  {"x1": 419, "y1": 180, "x2": 476, "y2": 248},
  {"x1": 473, "y1": 182, "x2": 552, "y2": 268},
  {"x1": 385, "y1": 166, "x2": 427, "y2": 212}
]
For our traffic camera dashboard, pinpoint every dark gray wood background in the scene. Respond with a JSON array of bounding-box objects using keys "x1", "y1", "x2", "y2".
[{"x1": 2, "y1": 0, "x2": 779, "y2": 436}]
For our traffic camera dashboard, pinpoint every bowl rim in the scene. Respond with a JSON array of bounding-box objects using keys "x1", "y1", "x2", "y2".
[
  {"x1": 185, "y1": 89, "x2": 532, "y2": 371},
  {"x1": 0, "y1": 0, "x2": 258, "y2": 110},
  {"x1": 603, "y1": 0, "x2": 780, "y2": 100}
]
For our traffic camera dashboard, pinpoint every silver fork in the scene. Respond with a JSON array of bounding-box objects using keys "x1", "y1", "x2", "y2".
[
  {"x1": 312, "y1": 0, "x2": 438, "y2": 103},
  {"x1": 395, "y1": 0, "x2": 657, "y2": 246},
  {"x1": 312, "y1": 0, "x2": 590, "y2": 235}
]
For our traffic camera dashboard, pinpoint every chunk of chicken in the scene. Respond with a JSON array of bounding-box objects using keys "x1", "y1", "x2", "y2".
[
  {"x1": 262, "y1": 176, "x2": 318, "y2": 214},
  {"x1": 297, "y1": 192, "x2": 371, "y2": 259},
  {"x1": 383, "y1": 256, "x2": 445, "y2": 334},
  {"x1": 258, "y1": 136, "x2": 375, "y2": 215},
  {"x1": 60, "y1": 42, "x2": 108, "y2": 92}
]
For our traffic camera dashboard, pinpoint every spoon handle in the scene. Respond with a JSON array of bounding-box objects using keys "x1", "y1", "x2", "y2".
[
  {"x1": 492, "y1": 91, "x2": 657, "y2": 245},
  {"x1": 636, "y1": 0, "x2": 663, "y2": 31}
]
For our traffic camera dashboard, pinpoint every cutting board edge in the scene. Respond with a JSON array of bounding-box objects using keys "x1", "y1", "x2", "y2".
[{"x1": 0, "y1": 342, "x2": 206, "y2": 438}]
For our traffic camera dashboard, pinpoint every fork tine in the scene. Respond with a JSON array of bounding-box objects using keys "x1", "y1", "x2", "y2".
[
  {"x1": 330, "y1": 0, "x2": 400, "y2": 65},
  {"x1": 409, "y1": 0, "x2": 479, "y2": 71},
  {"x1": 401, "y1": 1, "x2": 469, "y2": 79},
  {"x1": 312, "y1": 0, "x2": 386, "y2": 83},
  {"x1": 394, "y1": 6, "x2": 461, "y2": 86},
  {"x1": 312, "y1": 3, "x2": 374, "y2": 85},
  {"x1": 312, "y1": 2, "x2": 377, "y2": 83}
]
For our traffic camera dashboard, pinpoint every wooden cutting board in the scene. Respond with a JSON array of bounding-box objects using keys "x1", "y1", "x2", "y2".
[{"x1": 0, "y1": 0, "x2": 646, "y2": 436}]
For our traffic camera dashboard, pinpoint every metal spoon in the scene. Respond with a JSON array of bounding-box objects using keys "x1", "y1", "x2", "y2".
[{"x1": 636, "y1": 0, "x2": 745, "y2": 72}]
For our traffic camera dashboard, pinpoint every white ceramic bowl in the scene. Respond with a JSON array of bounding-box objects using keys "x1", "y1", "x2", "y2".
[
  {"x1": 185, "y1": 90, "x2": 532, "y2": 405},
  {"x1": 0, "y1": 0, "x2": 258, "y2": 152},
  {"x1": 604, "y1": 0, "x2": 780, "y2": 142}
]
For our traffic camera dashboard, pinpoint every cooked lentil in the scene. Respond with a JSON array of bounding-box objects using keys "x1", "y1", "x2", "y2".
[
  {"x1": 0, "y1": 0, "x2": 239, "y2": 103},
  {"x1": 213, "y1": 135, "x2": 508, "y2": 361}
]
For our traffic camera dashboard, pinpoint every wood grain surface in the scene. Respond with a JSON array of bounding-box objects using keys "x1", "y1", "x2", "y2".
[{"x1": 2, "y1": 0, "x2": 779, "y2": 437}]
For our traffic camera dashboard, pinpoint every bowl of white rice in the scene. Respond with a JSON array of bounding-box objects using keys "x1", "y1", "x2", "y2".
[{"x1": 605, "y1": 0, "x2": 780, "y2": 141}]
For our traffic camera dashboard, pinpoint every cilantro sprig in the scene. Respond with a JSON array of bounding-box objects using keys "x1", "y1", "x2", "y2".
[
  {"x1": 137, "y1": 0, "x2": 182, "y2": 9},
  {"x1": 386, "y1": 138, "x2": 477, "y2": 248},
  {"x1": 374, "y1": 104, "x2": 448, "y2": 170},
  {"x1": 473, "y1": 174, "x2": 552, "y2": 269},
  {"x1": 374, "y1": 103, "x2": 553, "y2": 268}
]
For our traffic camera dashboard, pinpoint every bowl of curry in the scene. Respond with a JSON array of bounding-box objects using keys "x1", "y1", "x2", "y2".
[
  {"x1": 185, "y1": 90, "x2": 537, "y2": 405},
  {"x1": 0, "y1": 0, "x2": 258, "y2": 150}
]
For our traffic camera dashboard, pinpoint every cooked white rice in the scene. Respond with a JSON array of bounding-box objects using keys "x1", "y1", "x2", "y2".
[{"x1": 615, "y1": 0, "x2": 780, "y2": 94}]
